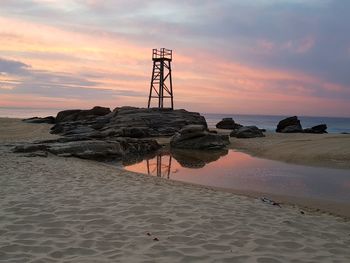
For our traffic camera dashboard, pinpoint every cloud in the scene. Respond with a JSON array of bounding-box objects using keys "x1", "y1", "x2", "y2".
[
  {"x1": 0, "y1": 58, "x2": 30, "y2": 75},
  {"x1": 0, "y1": 57, "x2": 146, "y2": 101}
]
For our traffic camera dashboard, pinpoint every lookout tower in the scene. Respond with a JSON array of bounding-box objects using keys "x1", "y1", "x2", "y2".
[{"x1": 148, "y1": 48, "x2": 174, "y2": 109}]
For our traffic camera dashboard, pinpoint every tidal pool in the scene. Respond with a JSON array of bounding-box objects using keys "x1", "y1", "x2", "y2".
[{"x1": 123, "y1": 149, "x2": 350, "y2": 206}]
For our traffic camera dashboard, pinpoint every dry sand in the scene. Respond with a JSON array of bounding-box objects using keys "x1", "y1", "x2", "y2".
[
  {"x1": 1, "y1": 119, "x2": 350, "y2": 262},
  {"x1": 0, "y1": 118, "x2": 59, "y2": 143}
]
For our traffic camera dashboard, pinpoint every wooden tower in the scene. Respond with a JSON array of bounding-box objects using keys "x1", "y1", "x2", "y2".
[{"x1": 148, "y1": 48, "x2": 173, "y2": 109}]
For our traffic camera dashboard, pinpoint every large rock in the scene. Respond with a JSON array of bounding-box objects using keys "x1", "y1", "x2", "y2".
[
  {"x1": 230, "y1": 126, "x2": 265, "y2": 138},
  {"x1": 170, "y1": 125, "x2": 229, "y2": 149},
  {"x1": 55, "y1": 106, "x2": 111, "y2": 123},
  {"x1": 23, "y1": 116, "x2": 55, "y2": 124},
  {"x1": 107, "y1": 107, "x2": 207, "y2": 135},
  {"x1": 276, "y1": 116, "x2": 303, "y2": 133},
  {"x1": 303, "y1": 124, "x2": 328, "y2": 134},
  {"x1": 216, "y1": 118, "x2": 243, "y2": 130},
  {"x1": 52, "y1": 107, "x2": 207, "y2": 138},
  {"x1": 13, "y1": 138, "x2": 160, "y2": 161}
]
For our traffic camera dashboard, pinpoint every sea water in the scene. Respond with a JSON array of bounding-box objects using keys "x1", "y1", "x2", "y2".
[{"x1": 204, "y1": 113, "x2": 350, "y2": 133}]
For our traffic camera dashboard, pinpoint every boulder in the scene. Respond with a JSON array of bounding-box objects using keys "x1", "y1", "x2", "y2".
[
  {"x1": 216, "y1": 118, "x2": 243, "y2": 130},
  {"x1": 230, "y1": 126, "x2": 265, "y2": 138},
  {"x1": 276, "y1": 116, "x2": 303, "y2": 133},
  {"x1": 55, "y1": 109, "x2": 82, "y2": 123},
  {"x1": 55, "y1": 106, "x2": 111, "y2": 123},
  {"x1": 23, "y1": 116, "x2": 55, "y2": 124},
  {"x1": 303, "y1": 124, "x2": 327, "y2": 134},
  {"x1": 108, "y1": 107, "x2": 207, "y2": 136},
  {"x1": 170, "y1": 125, "x2": 229, "y2": 150},
  {"x1": 48, "y1": 140, "x2": 124, "y2": 159},
  {"x1": 13, "y1": 138, "x2": 160, "y2": 161}
]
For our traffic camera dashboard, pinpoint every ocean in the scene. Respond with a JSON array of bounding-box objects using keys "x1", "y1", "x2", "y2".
[
  {"x1": 204, "y1": 113, "x2": 350, "y2": 133},
  {"x1": 0, "y1": 107, "x2": 349, "y2": 133}
]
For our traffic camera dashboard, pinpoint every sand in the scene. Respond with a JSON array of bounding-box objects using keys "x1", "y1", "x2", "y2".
[
  {"x1": 0, "y1": 118, "x2": 58, "y2": 143},
  {"x1": 228, "y1": 132, "x2": 350, "y2": 169},
  {"x1": 1, "y1": 119, "x2": 350, "y2": 262}
]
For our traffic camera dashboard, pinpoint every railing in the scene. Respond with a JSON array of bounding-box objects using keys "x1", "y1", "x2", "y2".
[{"x1": 152, "y1": 48, "x2": 172, "y2": 60}]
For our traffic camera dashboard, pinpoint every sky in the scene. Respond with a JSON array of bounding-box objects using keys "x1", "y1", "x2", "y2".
[{"x1": 0, "y1": 0, "x2": 350, "y2": 117}]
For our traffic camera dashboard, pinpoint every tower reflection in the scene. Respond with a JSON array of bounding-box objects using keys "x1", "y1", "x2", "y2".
[{"x1": 146, "y1": 153, "x2": 172, "y2": 179}]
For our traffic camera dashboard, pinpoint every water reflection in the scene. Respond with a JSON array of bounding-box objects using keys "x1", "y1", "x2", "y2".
[
  {"x1": 146, "y1": 153, "x2": 172, "y2": 179},
  {"x1": 170, "y1": 149, "x2": 228, "y2": 169},
  {"x1": 124, "y1": 149, "x2": 228, "y2": 178},
  {"x1": 124, "y1": 149, "x2": 350, "y2": 205}
]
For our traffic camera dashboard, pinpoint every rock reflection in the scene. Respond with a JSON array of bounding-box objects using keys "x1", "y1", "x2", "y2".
[{"x1": 170, "y1": 149, "x2": 228, "y2": 169}]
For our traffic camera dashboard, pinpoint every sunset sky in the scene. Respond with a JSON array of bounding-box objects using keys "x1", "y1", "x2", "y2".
[{"x1": 0, "y1": 0, "x2": 350, "y2": 117}]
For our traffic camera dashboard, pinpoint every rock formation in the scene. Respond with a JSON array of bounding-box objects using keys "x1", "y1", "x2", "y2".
[
  {"x1": 23, "y1": 116, "x2": 55, "y2": 124},
  {"x1": 55, "y1": 106, "x2": 111, "y2": 123},
  {"x1": 13, "y1": 137, "x2": 160, "y2": 161},
  {"x1": 303, "y1": 124, "x2": 328, "y2": 134},
  {"x1": 170, "y1": 125, "x2": 229, "y2": 149},
  {"x1": 15, "y1": 106, "x2": 209, "y2": 161},
  {"x1": 51, "y1": 106, "x2": 207, "y2": 138},
  {"x1": 276, "y1": 116, "x2": 303, "y2": 133},
  {"x1": 216, "y1": 118, "x2": 243, "y2": 130},
  {"x1": 230, "y1": 126, "x2": 265, "y2": 138}
]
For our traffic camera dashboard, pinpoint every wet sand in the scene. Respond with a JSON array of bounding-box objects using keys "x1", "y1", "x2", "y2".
[
  {"x1": 1, "y1": 118, "x2": 350, "y2": 262},
  {"x1": 228, "y1": 131, "x2": 350, "y2": 169}
]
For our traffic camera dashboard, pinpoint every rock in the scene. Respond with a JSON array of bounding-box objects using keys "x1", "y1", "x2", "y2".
[
  {"x1": 230, "y1": 126, "x2": 265, "y2": 138},
  {"x1": 121, "y1": 127, "x2": 150, "y2": 138},
  {"x1": 179, "y1": 124, "x2": 206, "y2": 134},
  {"x1": 14, "y1": 106, "x2": 207, "y2": 162},
  {"x1": 48, "y1": 140, "x2": 124, "y2": 159},
  {"x1": 55, "y1": 109, "x2": 82, "y2": 123},
  {"x1": 23, "y1": 116, "x2": 55, "y2": 124},
  {"x1": 170, "y1": 125, "x2": 229, "y2": 150},
  {"x1": 52, "y1": 107, "x2": 207, "y2": 138},
  {"x1": 107, "y1": 107, "x2": 207, "y2": 136},
  {"x1": 13, "y1": 144, "x2": 49, "y2": 153},
  {"x1": 13, "y1": 138, "x2": 161, "y2": 161},
  {"x1": 281, "y1": 125, "x2": 303, "y2": 133},
  {"x1": 55, "y1": 106, "x2": 111, "y2": 123},
  {"x1": 216, "y1": 118, "x2": 243, "y2": 130},
  {"x1": 276, "y1": 116, "x2": 303, "y2": 133},
  {"x1": 303, "y1": 124, "x2": 327, "y2": 134}
]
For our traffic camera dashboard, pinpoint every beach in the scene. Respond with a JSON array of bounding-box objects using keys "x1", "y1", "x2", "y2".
[{"x1": 1, "y1": 118, "x2": 350, "y2": 262}]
